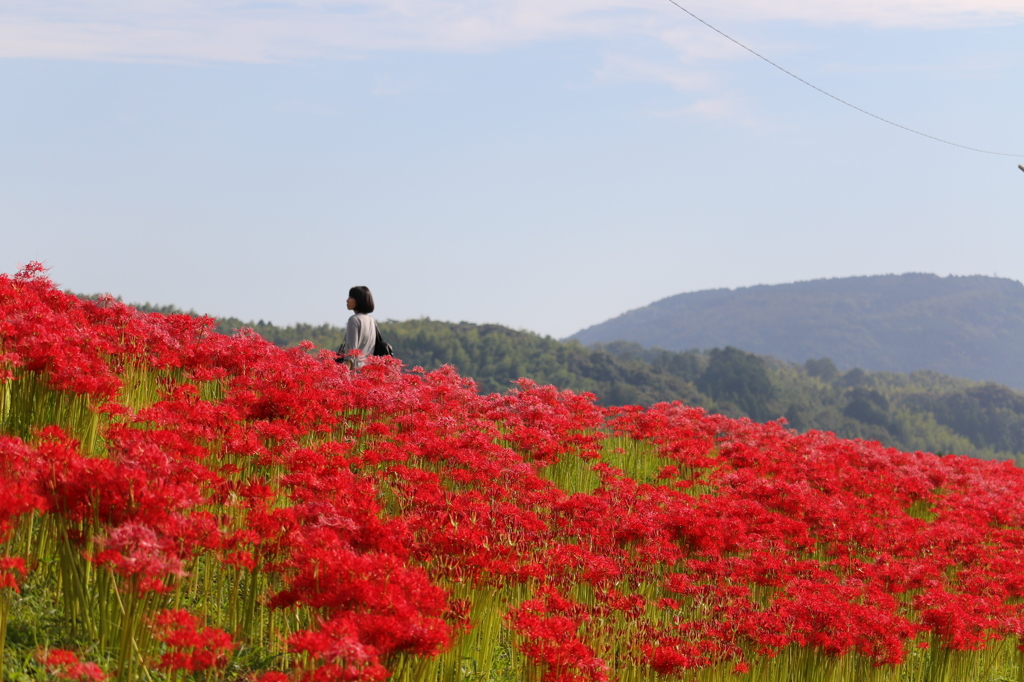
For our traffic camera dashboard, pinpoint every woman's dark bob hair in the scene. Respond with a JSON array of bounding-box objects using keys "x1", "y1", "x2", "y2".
[{"x1": 349, "y1": 286, "x2": 375, "y2": 314}]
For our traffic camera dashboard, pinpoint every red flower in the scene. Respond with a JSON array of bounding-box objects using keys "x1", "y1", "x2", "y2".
[
  {"x1": 36, "y1": 649, "x2": 106, "y2": 681},
  {"x1": 150, "y1": 609, "x2": 235, "y2": 672}
]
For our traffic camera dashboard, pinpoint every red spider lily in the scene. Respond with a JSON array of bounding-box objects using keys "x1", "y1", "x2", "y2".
[
  {"x1": 253, "y1": 673, "x2": 292, "y2": 682},
  {"x1": 0, "y1": 557, "x2": 26, "y2": 592},
  {"x1": 149, "y1": 609, "x2": 235, "y2": 672},
  {"x1": 35, "y1": 649, "x2": 107, "y2": 681},
  {"x1": 0, "y1": 265, "x2": 121, "y2": 398},
  {"x1": 289, "y1": 617, "x2": 389, "y2": 682},
  {"x1": 269, "y1": 533, "x2": 450, "y2": 658},
  {"x1": 0, "y1": 435, "x2": 48, "y2": 542},
  {"x1": 507, "y1": 587, "x2": 609, "y2": 682},
  {"x1": 92, "y1": 521, "x2": 186, "y2": 592},
  {"x1": 485, "y1": 379, "x2": 604, "y2": 467}
]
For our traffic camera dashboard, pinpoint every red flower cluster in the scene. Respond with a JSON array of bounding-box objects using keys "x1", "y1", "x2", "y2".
[
  {"x1": 4, "y1": 263, "x2": 1024, "y2": 681},
  {"x1": 150, "y1": 609, "x2": 234, "y2": 673},
  {"x1": 36, "y1": 649, "x2": 106, "y2": 681}
]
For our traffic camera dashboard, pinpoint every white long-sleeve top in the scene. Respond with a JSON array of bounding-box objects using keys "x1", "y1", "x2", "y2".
[{"x1": 344, "y1": 313, "x2": 377, "y2": 369}]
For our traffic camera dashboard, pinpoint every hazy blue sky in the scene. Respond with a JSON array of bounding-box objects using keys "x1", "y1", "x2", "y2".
[{"x1": 2, "y1": 0, "x2": 1023, "y2": 339}]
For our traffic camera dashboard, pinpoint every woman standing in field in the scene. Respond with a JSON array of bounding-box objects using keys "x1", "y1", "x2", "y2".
[{"x1": 339, "y1": 285, "x2": 378, "y2": 369}]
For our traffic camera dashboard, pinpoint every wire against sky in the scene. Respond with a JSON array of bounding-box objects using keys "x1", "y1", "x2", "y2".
[{"x1": 665, "y1": 0, "x2": 1024, "y2": 159}]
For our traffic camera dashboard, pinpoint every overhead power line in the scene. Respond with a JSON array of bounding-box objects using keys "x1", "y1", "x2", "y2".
[{"x1": 665, "y1": 0, "x2": 1024, "y2": 158}]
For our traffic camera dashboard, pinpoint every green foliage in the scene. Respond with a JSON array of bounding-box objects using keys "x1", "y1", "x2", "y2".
[
  {"x1": 762, "y1": 359, "x2": 1013, "y2": 461},
  {"x1": 212, "y1": 316, "x2": 708, "y2": 408},
  {"x1": 697, "y1": 347, "x2": 775, "y2": 421},
  {"x1": 3, "y1": 567, "x2": 99, "y2": 682},
  {"x1": 903, "y1": 385, "x2": 1024, "y2": 454}
]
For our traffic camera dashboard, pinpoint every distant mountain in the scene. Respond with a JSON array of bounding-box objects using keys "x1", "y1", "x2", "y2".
[{"x1": 569, "y1": 274, "x2": 1024, "y2": 390}]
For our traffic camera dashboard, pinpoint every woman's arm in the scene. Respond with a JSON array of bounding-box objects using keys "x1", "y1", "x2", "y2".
[{"x1": 344, "y1": 316, "x2": 359, "y2": 367}]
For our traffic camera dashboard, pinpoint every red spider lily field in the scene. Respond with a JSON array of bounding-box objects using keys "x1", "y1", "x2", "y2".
[{"x1": 4, "y1": 263, "x2": 1024, "y2": 682}]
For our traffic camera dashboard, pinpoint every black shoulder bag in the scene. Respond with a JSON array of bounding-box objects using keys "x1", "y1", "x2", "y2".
[{"x1": 372, "y1": 325, "x2": 393, "y2": 357}]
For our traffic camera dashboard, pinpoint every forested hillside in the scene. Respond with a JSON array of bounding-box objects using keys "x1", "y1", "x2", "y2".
[
  {"x1": 569, "y1": 273, "x2": 1024, "y2": 390},
  {"x1": 211, "y1": 312, "x2": 1024, "y2": 464},
  {"x1": 105, "y1": 298, "x2": 1024, "y2": 464},
  {"x1": 212, "y1": 315, "x2": 706, "y2": 407}
]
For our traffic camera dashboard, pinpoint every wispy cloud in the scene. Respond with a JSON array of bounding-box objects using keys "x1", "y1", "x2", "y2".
[
  {"x1": 654, "y1": 94, "x2": 772, "y2": 130},
  {"x1": 682, "y1": 96, "x2": 768, "y2": 128},
  {"x1": 0, "y1": 0, "x2": 1021, "y2": 62},
  {"x1": 596, "y1": 52, "x2": 716, "y2": 91},
  {"x1": 711, "y1": 0, "x2": 1024, "y2": 28},
  {"x1": 0, "y1": 1, "x2": 655, "y2": 61}
]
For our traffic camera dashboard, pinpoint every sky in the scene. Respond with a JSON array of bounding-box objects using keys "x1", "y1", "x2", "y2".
[{"x1": 2, "y1": 0, "x2": 1023, "y2": 339}]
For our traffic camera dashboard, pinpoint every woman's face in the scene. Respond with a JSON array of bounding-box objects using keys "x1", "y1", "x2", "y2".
[{"x1": 346, "y1": 296, "x2": 357, "y2": 311}]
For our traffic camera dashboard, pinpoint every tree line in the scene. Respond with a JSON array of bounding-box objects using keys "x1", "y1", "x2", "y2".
[{"x1": 107, "y1": 298, "x2": 1024, "y2": 464}]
